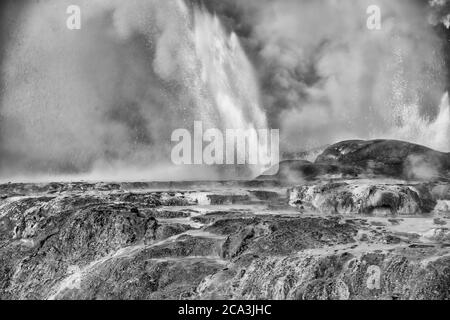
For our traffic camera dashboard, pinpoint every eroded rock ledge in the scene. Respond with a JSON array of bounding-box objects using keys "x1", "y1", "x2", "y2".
[{"x1": 288, "y1": 182, "x2": 437, "y2": 215}]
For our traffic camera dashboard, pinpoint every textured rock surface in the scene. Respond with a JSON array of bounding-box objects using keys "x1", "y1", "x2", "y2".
[
  {"x1": 288, "y1": 182, "x2": 437, "y2": 215},
  {"x1": 0, "y1": 140, "x2": 449, "y2": 300},
  {"x1": 0, "y1": 179, "x2": 449, "y2": 300},
  {"x1": 197, "y1": 248, "x2": 450, "y2": 300}
]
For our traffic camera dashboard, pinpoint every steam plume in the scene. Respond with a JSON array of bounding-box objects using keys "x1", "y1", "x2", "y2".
[{"x1": 0, "y1": 0, "x2": 448, "y2": 181}]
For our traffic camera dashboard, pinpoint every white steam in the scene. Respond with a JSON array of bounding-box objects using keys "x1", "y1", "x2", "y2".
[
  {"x1": 231, "y1": 0, "x2": 449, "y2": 152},
  {"x1": 0, "y1": 0, "x2": 266, "y2": 180},
  {"x1": 0, "y1": 0, "x2": 448, "y2": 182}
]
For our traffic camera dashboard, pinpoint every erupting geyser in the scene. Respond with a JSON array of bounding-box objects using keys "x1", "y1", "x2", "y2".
[
  {"x1": 0, "y1": 0, "x2": 448, "y2": 181},
  {"x1": 0, "y1": 0, "x2": 267, "y2": 181}
]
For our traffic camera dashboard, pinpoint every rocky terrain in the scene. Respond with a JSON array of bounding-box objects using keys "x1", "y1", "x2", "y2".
[{"x1": 0, "y1": 139, "x2": 450, "y2": 300}]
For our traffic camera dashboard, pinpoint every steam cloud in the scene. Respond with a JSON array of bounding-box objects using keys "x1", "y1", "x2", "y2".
[
  {"x1": 0, "y1": 0, "x2": 448, "y2": 181},
  {"x1": 0, "y1": 0, "x2": 266, "y2": 180},
  {"x1": 202, "y1": 0, "x2": 449, "y2": 152}
]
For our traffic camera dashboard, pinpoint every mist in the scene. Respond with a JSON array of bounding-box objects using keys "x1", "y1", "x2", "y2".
[
  {"x1": 205, "y1": 0, "x2": 449, "y2": 152},
  {"x1": 0, "y1": 0, "x2": 449, "y2": 182},
  {"x1": 0, "y1": 0, "x2": 266, "y2": 181}
]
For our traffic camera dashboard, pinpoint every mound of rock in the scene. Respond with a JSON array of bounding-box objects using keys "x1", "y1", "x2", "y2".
[
  {"x1": 258, "y1": 139, "x2": 450, "y2": 182},
  {"x1": 316, "y1": 139, "x2": 450, "y2": 180},
  {"x1": 288, "y1": 182, "x2": 436, "y2": 215}
]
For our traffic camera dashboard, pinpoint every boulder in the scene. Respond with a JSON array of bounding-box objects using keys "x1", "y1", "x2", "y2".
[{"x1": 288, "y1": 182, "x2": 436, "y2": 215}]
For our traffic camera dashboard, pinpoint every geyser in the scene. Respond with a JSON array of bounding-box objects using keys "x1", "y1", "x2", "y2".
[
  {"x1": 0, "y1": 0, "x2": 448, "y2": 182},
  {"x1": 0, "y1": 0, "x2": 267, "y2": 181}
]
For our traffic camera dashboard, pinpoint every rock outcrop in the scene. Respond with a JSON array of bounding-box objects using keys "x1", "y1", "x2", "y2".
[
  {"x1": 316, "y1": 140, "x2": 450, "y2": 179},
  {"x1": 259, "y1": 139, "x2": 450, "y2": 182},
  {"x1": 288, "y1": 182, "x2": 437, "y2": 215}
]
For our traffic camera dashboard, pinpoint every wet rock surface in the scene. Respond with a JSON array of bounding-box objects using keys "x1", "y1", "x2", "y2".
[{"x1": 1, "y1": 140, "x2": 449, "y2": 300}]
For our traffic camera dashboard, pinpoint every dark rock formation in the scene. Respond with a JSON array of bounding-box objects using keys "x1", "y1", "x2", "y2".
[
  {"x1": 258, "y1": 159, "x2": 362, "y2": 182},
  {"x1": 316, "y1": 139, "x2": 450, "y2": 179},
  {"x1": 258, "y1": 139, "x2": 450, "y2": 182}
]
